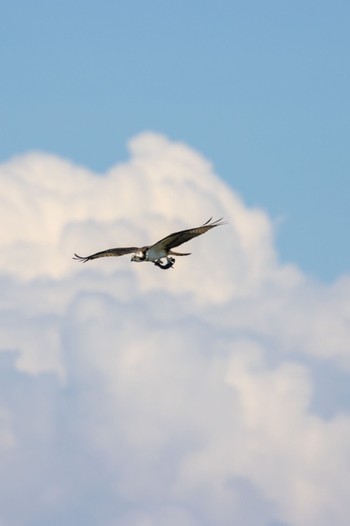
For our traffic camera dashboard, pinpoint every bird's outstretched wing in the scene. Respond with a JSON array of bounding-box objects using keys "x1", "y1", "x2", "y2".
[
  {"x1": 73, "y1": 247, "x2": 139, "y2": 263},
  {"x1": 150, "y1": 217, "x2": 226, "y2": 252}
]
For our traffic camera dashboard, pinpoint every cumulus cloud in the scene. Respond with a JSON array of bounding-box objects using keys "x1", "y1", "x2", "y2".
[{"x1": 1, "y1": 132, "x2": 350, "y2": 526}]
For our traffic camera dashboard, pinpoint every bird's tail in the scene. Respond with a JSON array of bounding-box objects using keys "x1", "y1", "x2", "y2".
[{"x1": 169, "y1": 251, "x2": 191, "y2": 256}]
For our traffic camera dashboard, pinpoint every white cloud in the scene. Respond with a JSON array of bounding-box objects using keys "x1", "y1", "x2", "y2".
[{"x1": 1, "y1": 132, "x2": 350, "y2": 525}]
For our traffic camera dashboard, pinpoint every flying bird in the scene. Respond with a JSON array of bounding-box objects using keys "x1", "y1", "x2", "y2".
[{"x1": 73, "y1": 217, "x2": 226, "y2": 270}]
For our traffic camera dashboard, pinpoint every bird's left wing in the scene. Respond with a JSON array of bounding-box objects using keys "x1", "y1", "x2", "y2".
[
  {"x1": 73, "y1": 247, "x2": 139, "y2": 263},
  {"x1": 150, "y1": 217, "x2": 226, "y2": 252}
]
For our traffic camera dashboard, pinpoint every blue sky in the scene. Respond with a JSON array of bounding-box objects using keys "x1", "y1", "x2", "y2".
[{"x1": 1, "y1": 0, "x2": 349, "y2": 280}]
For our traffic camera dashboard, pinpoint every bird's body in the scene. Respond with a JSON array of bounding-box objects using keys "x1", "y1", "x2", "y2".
[{"x1": 73, "y1": 217, "x2": 225, "y2": 270}]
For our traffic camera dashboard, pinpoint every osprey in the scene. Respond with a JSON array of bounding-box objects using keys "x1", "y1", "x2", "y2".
[{"x1": 73, "y1": 217, "x2": 226, "y2": 270}]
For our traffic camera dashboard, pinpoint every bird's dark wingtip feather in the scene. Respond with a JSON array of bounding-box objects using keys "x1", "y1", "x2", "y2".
[
  {"x1": 73, "y1": 253, "x2": 88, "y2": 262},
  {"x1": 203, "y1": 217, "x2": 227, "y2": 226}
]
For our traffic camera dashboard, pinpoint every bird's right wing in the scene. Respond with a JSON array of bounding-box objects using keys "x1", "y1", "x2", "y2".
[
  {"x1": 150, "y1": 217, "x2": 226, "y2": 252},
  {"x1": 73, "y1": 247, "x2": 139, "y2": 263}
]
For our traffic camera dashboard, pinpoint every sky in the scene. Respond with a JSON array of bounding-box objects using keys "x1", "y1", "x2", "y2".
[
  {"x1": 1, "y1": 0, "x2": 349, "y2": 280},
  {"x1": 1, "y1": 2, "x2": 350, "y2": 526}
]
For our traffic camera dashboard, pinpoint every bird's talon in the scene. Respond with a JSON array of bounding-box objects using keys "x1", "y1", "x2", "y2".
[{"x1": 154, "y1": 258, "x2": 175, "y2": 270}]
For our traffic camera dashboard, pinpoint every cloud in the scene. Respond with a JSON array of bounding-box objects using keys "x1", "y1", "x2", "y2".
[{"x1": 1, "y1": 132, "x2": 350, "y2": 525}]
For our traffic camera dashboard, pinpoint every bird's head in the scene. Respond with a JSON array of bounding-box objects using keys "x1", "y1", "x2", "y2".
[{"x1": 131, "y1": 249, "x2": 146, "y2": 262}]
